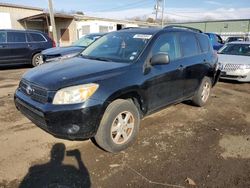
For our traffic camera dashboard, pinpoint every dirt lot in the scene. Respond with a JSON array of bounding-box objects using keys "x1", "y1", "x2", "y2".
[{"x1": 0, "y1": 66, "x2": 249, "y2": 188}]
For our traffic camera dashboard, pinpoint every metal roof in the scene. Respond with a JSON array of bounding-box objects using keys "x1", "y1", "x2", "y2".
[
  {"x1": 0, "y1": 2, "x2": 43, "y2": 11},
  {"x1": 18, "y1": 12, "x2": 74, "y2": 22}
]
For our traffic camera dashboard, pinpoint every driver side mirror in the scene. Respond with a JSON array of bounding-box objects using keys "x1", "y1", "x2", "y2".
[{"x1": 150, "y1": 53, "x2": 170, "y2": 66}]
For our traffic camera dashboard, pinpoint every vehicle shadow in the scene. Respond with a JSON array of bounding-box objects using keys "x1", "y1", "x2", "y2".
[
  {"x1": 19, "y1": 143, "x2": 91, "y2": 188},
  {"x1": 0, "y1": 64, "x2": 32, "y2": 71}
]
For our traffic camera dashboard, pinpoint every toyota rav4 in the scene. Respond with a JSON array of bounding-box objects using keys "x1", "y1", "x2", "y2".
[{"x1": 15, "y1": 26, "x2": 220, "y2": 153}]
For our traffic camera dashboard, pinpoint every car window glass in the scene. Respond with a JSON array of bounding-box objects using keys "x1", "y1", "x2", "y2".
[
  {"x1": 218, "y1": 43, "x2": 250, "y2": 56},
  {"x1": 28, "y1": 33, "x2": 46, "y2": 42},
  {"x1": 197, "y1": 34, "x2": 210, "y2": 53},
  {"x1": 151, "y1": 33, "x2": 180, "y2": 61},
  {"x1": 179, "y1": 33, "x2": 199, "y2": 57},
  {"x1": 215, "y1": 35, "x2": 223, "y2": 44},
  {"x1": 0, "y1": 31, "x2": 7, "y2": 43},
  {"x1": 7, "y1": 32, "x2": 26, "y2": 43}
]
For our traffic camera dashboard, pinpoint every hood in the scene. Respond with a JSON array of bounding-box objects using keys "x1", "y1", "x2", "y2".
[
  {"x1": 42, "y1": 46, "x2": 85, "y2": 56},
  {"x1": 22, "y1": 57, "x2": 129, "y2": 90},
  {"x1": 218, "y1": 54, "x2": 250, "y2": 65}
]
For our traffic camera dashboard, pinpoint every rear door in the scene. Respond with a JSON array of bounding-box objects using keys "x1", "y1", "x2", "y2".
[
  {"x1": 7, "y1": 31, "x2": 30, "y2": 64},
  {"x1": 144, "y1": 32, "x2": 184, "y2": 111},
  {"x1": 179, "y1": 32, "x2": 208, "y2": 97}
]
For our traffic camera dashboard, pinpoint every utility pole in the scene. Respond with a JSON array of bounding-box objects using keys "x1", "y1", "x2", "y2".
[
  {"x1": 161, "y1": 0, "x2": 165, "y2": 28},
  {"x1": 154, "y1": 0, "x2": 159, "y2": 23},
  {"x1": 48, "y1": 0, "x2": 58, "y2": 46}
]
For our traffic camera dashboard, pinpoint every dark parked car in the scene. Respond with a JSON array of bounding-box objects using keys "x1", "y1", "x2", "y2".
[
  {"x1": 15, "y1": 26, "x2": 220, "y2": 153},
  {"x1": 42, "y1": 33, "x2": 105, "y2": 63},
  {"x1": 225, "y1": 36, "x2": 249, "y2": 43},
  {"x1": 0, "y1": 29, "x2": 55, "y2": 67},
  {"x1": 205, "y1": 32, "x2": 224, "y2": 51}
]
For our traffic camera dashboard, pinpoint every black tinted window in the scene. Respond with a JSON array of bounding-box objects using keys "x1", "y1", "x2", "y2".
[
  {"x1": 0, "y1": 31, "x2": 7, "y2": 43},
  {"x1": 151, "y1": 33, "x2": 180, "y2": 61},
  {"x1": 197, "y1": 34, "x2": 210, "y2": 53},
  {"x1": 28, "y1": 33, "x2": 46, "y2": 42},
  {"x1": 179, "y1": 33, "x2": 199, "y2": 57},
  {"x1": 7, "y1": 32, "x2": 26, "y2": 42}
]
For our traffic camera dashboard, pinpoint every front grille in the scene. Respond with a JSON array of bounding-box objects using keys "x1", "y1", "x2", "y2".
[
  {"x1": 19, "y1": 80, "x2": 48, "y2": 104},
  {"x1": 15, "y1": 98, "x2": 47, "y2": 128},
  {"x1": 223, "y1": 64, "x2": 241, "y2": 71}
]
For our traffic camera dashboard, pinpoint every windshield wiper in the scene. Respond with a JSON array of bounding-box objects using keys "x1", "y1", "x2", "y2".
[{"x1": 80, "y1": 55, "x2": 112, "y2": 62}]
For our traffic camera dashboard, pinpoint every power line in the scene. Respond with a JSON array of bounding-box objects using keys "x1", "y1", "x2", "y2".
[{"x1": 95, "y1": 0, "x2": 153, "y2": 12}]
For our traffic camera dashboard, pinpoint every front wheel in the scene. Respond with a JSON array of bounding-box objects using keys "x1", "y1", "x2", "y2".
[
  {"x1": 192, "y1": 77, "x2": 212, "y2": 107},
  {"x1": 32, "y1": 53, "x2": 43, "y2": 67},
  {"x1": 94, "y1": 99, "x2": 140, "y2": 153}
]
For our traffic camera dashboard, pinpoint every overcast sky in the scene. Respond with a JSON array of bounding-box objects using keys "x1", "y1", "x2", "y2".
[{"x1": 2, "y1": 0, "x2": 250, "y2": 21}]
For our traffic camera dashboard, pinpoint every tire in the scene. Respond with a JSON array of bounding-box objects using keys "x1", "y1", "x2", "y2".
[
  {"x1": 32, "y1": 53, "x2": 43, "y2": 67},
  {"x1": 192, "y1": 77, "x2": 212, "y2": 107},
  {"x1": 94, "y1": 99, "x2": 140, "y2": 153}
]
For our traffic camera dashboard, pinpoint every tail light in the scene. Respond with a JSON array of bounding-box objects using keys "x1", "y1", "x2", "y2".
[{"x1": 52, "y1": 39, "x2": 56, "y2": 47}]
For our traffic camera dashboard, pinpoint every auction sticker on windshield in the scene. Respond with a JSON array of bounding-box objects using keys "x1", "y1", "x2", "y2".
[{"x1": 133, "y1": 34, "x2": 152, "y2": 39}]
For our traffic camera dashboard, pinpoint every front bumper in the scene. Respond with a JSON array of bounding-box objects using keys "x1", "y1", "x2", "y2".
[
  {"x1": 14, "y1": 89, "x2": 104, "y2": 140},
  {"x1": 220, "y1": 70, "x2": 250, "y2": 82}
]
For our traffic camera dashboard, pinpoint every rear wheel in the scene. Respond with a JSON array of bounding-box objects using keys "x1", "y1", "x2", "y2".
[
  {"x1": 32, "y1": 53, "x2": 43, "y2": 67},
  {"x1": 192, "y1": 77, "x2": 212, "y2": 107},
  {"x1": 94, "y1": 99, "x2": 140, "y2": 153}
]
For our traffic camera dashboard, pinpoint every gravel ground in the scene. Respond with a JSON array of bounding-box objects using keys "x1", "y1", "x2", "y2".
[{"x1": 0, "y1": 66, "x2": 249, "y2": 188}]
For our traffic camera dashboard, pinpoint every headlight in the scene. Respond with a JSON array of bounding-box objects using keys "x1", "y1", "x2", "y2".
[
  {"x1": 53, "y1": 83, "x2": 99, "y2": 105},
  {"x1": 239, "y1": 64, "x2": 250, "y2": 70}
]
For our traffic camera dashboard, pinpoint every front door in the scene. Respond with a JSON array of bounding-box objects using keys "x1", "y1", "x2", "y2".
[{"x1": 143, "y1": 32, "x2": 184, "y2": 112}]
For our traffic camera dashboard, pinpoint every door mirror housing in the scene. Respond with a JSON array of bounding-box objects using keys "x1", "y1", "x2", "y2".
[{"x1": 150, "y1": 53, "x2": 170, "y2": 66}]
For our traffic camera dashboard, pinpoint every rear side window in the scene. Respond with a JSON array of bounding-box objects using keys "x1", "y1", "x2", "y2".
[
  {"x1": 179, "y1": 33, "x2": 199, "y2": 57},
  {"x1": 28, "y1": 33, "x2": 46, "y2": 42},
  {"x1": 0, "y1": 31, "x2": 7, "y2": 43},
  {"x1": 7, "y1": 32, "x2": 26, "y2": 43},
  {"x1": 197, "y1": 34, "x2": 210, "y2": 53}
]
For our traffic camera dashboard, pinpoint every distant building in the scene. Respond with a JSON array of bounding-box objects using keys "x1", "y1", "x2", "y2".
[
  {"x1": 172, "y1": 19, "x2": 250, "y2": 40},
  {"x1": 0, "y1": 2, "x2": 158, "y2": 46}
]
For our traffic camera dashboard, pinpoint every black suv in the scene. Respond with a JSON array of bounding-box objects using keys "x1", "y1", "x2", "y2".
[
  {"x1": 15, "y1": 26, "x2": 220, "y2": 153},
  {"x1": 0, "y1": 30, "x2": 55, "y2": 67}
]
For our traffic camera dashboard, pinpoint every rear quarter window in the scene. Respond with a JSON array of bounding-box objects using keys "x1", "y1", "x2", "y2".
[
  {"x1": 179, "y1": 32, "x2": 199, "y2": 57},
  {"x1": 7, "y1": 32, "x2": 26, "y2": 43},
  {"x1": 197, "y1": 34, "x2": 211, "y2": 53},
  {"x1": 28, "y1": 33, "x2": 46, "y2": 42}
]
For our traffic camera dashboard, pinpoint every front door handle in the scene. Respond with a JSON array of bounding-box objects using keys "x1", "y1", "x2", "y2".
[
  {"x1": 178, "y1": 65, "x2": 184, "y2": 71},
  {"x1": 0, "y1": 45, "x2": 7, "y2": 48}
]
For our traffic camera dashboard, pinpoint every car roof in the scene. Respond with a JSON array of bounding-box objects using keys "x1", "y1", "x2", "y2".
[
  {"x1": 116, "y1": 28, "x2": 161, "y2": 35},
  {"x1": 227, "y1": 41, "x2": 250, "y2": 44},
  {"x1": 0, "y1": 29, "x2": 45, "y2": 33}
]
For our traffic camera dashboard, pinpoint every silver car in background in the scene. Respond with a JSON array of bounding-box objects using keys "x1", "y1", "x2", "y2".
[{"x1": 218, "y1": 41, "x2": 250, "y2": 82}]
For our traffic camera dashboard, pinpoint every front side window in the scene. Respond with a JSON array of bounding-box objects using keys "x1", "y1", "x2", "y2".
[
  {"x1": 7, "y1": 32, "x2": 26, "y2": 43},
  {"x1": 0, "y1": 31, "x2": 7, "y2": 43},
  {"x1": 218, "y1": 43, "x2": 250, "y2": 56},
  {"x1": 151, "y1": 32, "x2": 180, "y2": 61},
  {"x1": 81, "y1": 32, "x2": 152, "y2": 63},
  {"x1": 179, "y1": 33, "x2": 199, "y2": 57}
]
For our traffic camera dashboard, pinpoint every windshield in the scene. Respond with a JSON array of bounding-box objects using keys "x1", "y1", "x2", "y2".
[
  {"x1": 73, "y1": 34, "x2": 102, "y2": 47},
  {"x1": 218, "y1": 43, "x2": 250, "y2": 56},
  {"x1": 81, "y1": 32, "x2": 152, "y2": 63}
]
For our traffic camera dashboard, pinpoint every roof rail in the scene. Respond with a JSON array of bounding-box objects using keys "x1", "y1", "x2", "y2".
[{"x1": 164, "y1": 25, "x2": 203, "y2": 33}]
